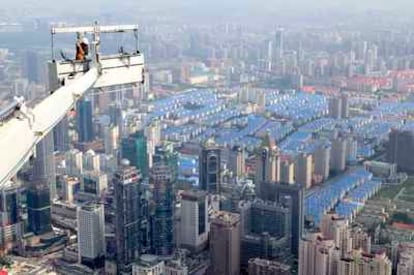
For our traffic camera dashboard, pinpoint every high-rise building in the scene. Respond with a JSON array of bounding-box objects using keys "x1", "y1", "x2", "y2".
[
  {"x1": 299, "y1": 214, "x2": 382, "y2": 275},
  {"x1": 280, "y1": 160, "x2": 295, "y2": 184},
  {"x1": 113, "y1": 160, "x2": 142, "y2": 272},
  {"x1": 83, "y1": 150, "x2": 100, "y2": 172},
  {"x1": 228, "y1": 145, "x2": 245, "y2": 178},
  {"x1": 238, "y1": 200, "x2": 292, "y2": 266},
  {"x1": 121, "y1": 131, "x2": 149, "y2": 178},
  {"x1": 295, "y1": 153, "x2": 312, "y2": 189},
  {"x1": 330, "y1": 138, "x2": 347, "y2": 173},
  {"x1": 314, "y1": 144, "x2": 331, "y2": 181},
  {"x1": 153, "y1": 143, "x2": 178, "y2": 183},
  {"x1": 53, "y1": 116, "x2": 70, "y2": 152},
  {"x1": 104, "y1": 124, "x2": 119, "y2": 156},
  {"x1": 82, "y1": 171, "x2": 108, "y2": 198},
  {"x1": 338, "y1": 250, "x2": 392, "y2": 275},
  {"x1": 387, "y1": 129, "x2": 414, "y2": 173},
  {"x1": 30, "y1": 131, "x2": 56, "y2": 200},
  {"x1": 209, "y1": 211, "x2": 241, "y2": 275},
  {"x1": 27, "y1": 183, "x2": 51, "y2": 235},
  {"x1": 275, "y1": 28, "x2": 284, "y2": 61},
  {"x1": 150, "y1": 162, "x2": 174, "y2": 256},
  {"x1": 65, "y1": 149, "x2": 83, "y2": 176},
  {"x1": 199, "y1": 139, "x2": 221, "y2": 194},
  {"x1": 328, "y1": 97, "x2": 343, "y2": 119},
  {"x1": 341, "y1": 94, "x2": 349, "y2": 119},
  {"x1": 239, "y1": 199, "x2": 291, "y2": 241},
  {"x1": 248, "y1": 258, "x2": 291, "y2": 275},
  {"x1": 320, "y1": 214, "x2": 352, "y2": 257},
  {"x1": 77, "y1": 202, "x2": 105, "y2": 270},
  {"x1": 299, "y1": 232, "x2": 339, "y2": 275},
  {"x1": 0, "y1": 182, "x2": 22, "y2": 255},
  {"x1": 77, "y1": 98, "x2": 94, "y2": 143},
  {"x1": 396, "y1": 243, "x2": 414, "y2": 275},
  {"x1": 146, "y1": 120, "x2": 162, "y2": 169},
  {"x1": 328, "y1": 95, "x2": 349, "y2": 119},
  {"x1": 179, "y1": 191, "x2": 209, "y2": 253},
  {"x1": 268, "y1": 183, "x2": 304, "y2": 257},
  {"x1": 255, "y1": 135, "x2": 280, "y2": 199},
  {"x1": 24, "y1": 51, "x2": 41, "y2": 84}
]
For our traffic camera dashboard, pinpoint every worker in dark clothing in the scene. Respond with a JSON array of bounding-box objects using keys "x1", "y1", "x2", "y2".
[{"x1": 75, "y1": 33, "x2": 89, "y2": 61}]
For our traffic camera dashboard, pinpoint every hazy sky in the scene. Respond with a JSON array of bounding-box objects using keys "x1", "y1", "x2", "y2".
[{"x1": 2, "y1": 0, "x2": 414, "y2": 19}]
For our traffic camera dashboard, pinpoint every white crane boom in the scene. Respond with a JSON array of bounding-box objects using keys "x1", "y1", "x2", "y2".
[
  {"x1": 0, "y1": 68, "x2": 99, "y2": 185},
  {"x1": 0, "y1": 22, "x2": 145, "y2": 186}
]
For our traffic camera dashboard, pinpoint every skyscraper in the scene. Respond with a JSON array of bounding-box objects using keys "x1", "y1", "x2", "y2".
[
  {"x1": 299, "y1": 232, "x2": 339, "y2": 275},
  {"x1": 77, "y1": 98, "x2": 94, "y2": 143},
  {"x1": 154, "y1": 143, "x2": 178, "y2": 183},
  {"x1": 199, "y1": 139, "x2": 221, "y2": 194},
  {"x1": 53, "y1": 116, "x2": 70, "y2": 152},
  {"x1": 387, "y1": 129, "x2": 414, "y2": 173},
  {"x1": 65, "y1": 149, "x2": 83, "y2": 176},
  {"x1": 103, "y1": 124, "x2": 119, "y2": 156},
  {"x1": 0, "y1": 182, "x2": 22, "y2": 255},
  {"x1": 146, "y1": 120, "x2": 162, "y2": 169},
  {"x1": 275, "y1": 28, "x2": 284, "y2": 61},
  {"x1": 269, "y1": 183, "x2": 304, "y2": 257},
  {"x1": 179, "y1": 191, "x2": 209, "y2": 253},
  {"x1": 228, "y1": 145, "x2": 245, "y2": 178},
  {"x1": 295, "y1": 153, "x2": 312, "y2": 189},
  {"x1": 255, "y1": 135, "x2": 280, "y2": 199},
  {"x1": 209, "y1": 211, "x2": 241, "y2": 275},
  {"x1": 151, "y1": 162, "x2": 174, "y2": 256},
  {"x1": 328, "y1": 97, "x2": 343, "y2": 119},
  {"x1": 27, "y1": 183, "x2": 51, "y2": 235},
  {"x1": 330, "y1": 138, "x2": 347, "y2": 173},
  {"x1": 77, "y1": 202, "x2": 105, "y2": 269},
  {"x1": 31, "y1": 131, "x2": 56, "y2": 200},
  {"x1": 314, "y1": 144, "x2": 331, "y2": 181},
  {"x1": 24, "y1": 51, "x2": 41, "y2": 84},
  {"x1": 114, "y1": 160, "x2": 142, "y2": 272},
  {"x1": 238, "y1": 199, "x2": 292, "y2": 266},
  {"x1": 121, "y1": 131, "x2": 149, "y2": 178},
  {"x1": 280, "y1": 160, "x2": 295, "y2": 184}
]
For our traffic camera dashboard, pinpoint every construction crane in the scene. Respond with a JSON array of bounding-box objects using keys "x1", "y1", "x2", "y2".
[{"x1": 0, "y1": 22, "x2": 145, "y2": 186}]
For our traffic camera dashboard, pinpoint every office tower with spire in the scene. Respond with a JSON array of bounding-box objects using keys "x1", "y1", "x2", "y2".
[
  {"x1": 77, "y1": 202, "x2": 105, "y2": 270},
  {"x1": 199, "y1": 139, "x2": 221, "y2": 194},
  {"x1": 150, "y1": 161, "x2": 174, "y2": 256},
  {"x1": 113, "y1": 160, "x2": 142, "y2": 273}
]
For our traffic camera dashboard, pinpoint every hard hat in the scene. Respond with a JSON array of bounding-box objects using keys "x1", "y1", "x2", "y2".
[{"x1": 82, "y1": 37, "x2": 89, "y2": 45}]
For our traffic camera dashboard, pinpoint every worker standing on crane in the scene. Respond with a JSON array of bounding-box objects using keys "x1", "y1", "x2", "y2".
[{"x1": 75, "y1": 32, "x2": 89, "y2": 61}]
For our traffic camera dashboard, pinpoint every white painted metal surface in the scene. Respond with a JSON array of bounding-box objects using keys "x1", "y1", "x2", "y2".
[
  {"x1": 48, "y1": 54, "x2": 145, "y2": 89},
  {"x1": 0, "y1": 68, "x2": 99, "y2": 185},
  {"x1": 51, "y1": 25, "x2": 138, "y2": 34},
  {"x1": 0, "y1": 23, "x2": 145, "y2": 186}
]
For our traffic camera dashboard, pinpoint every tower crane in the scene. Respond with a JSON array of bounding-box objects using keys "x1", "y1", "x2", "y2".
[{"x1": 0, "y1": 22, "x2": 145, "y2": 186}]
